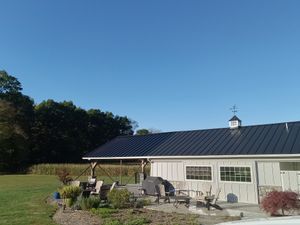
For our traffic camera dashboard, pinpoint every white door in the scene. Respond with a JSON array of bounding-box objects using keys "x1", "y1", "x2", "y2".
[{"x1": 280, "y1": 171, "x2": 300, "y2": 192}]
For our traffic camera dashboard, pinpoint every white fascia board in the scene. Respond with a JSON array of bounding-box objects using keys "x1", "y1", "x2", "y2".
[{"x1": 82, "y1": 154, "x2": 300, "y2": 161}]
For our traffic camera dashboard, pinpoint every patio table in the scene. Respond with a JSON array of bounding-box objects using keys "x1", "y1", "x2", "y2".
[{"x1": 173, "y1": 195, "x2": 191, "y2": 208}]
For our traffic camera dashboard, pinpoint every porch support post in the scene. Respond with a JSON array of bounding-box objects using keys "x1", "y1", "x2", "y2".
[
  {"x1": 90, "y1": 161, "x2": 97, "y2": 177},
  {"x1": 119, "y1": 160, "x2": 123, "y2": 185},
  {"x1": 141, "y1": 159, "x2": 148, "y2": 173}
]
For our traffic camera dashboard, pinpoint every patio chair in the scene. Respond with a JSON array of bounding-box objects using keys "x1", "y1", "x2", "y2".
[
  {"x1": 205, "y1": 185, "x2": 212, "y2": 197},
  {"x1": 88, "y1": 176, "x2": 97, "y2": 187},
  {"x1": 212, "y1": 188, "x2": 221, "y2": 205},
  {"x1": 205, "y1": 188, "x2": 222, "y2": 210},
  {"x1": 195, "y1": 190, "x2": 206, "y2": 207},
  {"x1": 110, "y1": 181, "x2": 118, "y2": 192},
  {"x1": 90, "y1": 180, "x2": 103, "y2": 195}
]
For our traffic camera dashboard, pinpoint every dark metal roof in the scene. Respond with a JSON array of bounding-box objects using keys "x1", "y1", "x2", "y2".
[
  {"x1": 229, "y1": 115, "x2": 241, "y2": 121},
  {"x1": 84, "y1": 121, "x2": 300, "y2": 159}
]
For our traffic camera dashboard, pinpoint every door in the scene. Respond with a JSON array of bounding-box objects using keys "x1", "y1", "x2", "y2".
[{"x1": 280, "y1": 171, "x2": 300, "y2": 192}]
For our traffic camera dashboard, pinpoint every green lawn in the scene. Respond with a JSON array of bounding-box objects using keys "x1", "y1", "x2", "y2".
[
  {"x1": 0, "y1": 175, "x2": 135, "y2": 225},
  {"x1": 0, "y1": 175, "x2": 59, "y2": 225}
]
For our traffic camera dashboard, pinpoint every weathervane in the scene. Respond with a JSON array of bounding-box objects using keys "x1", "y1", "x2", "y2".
[{"x1": 230, "y1": 105, "x2": 238, "y2": 115}]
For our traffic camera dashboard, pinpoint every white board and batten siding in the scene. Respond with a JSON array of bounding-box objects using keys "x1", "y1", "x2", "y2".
[
  {"x1": 150, "y1": 159, "x2": 259, "y2": 204},
  {"x1": 256, "y1": 161, "x2": 281, "y2": 187},
  {"x1": 256, "y1": 160, "x2": 300, "y2": 193},
  {"x1": 151, "y1": 161, "x2": 184, "y2": 181}
]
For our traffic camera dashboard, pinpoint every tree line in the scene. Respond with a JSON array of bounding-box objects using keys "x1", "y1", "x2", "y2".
[{"x1": 0, "y1": 71, "x2": 136, "y2": 172}]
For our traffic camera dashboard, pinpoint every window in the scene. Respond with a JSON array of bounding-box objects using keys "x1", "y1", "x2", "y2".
[
  {"x1": 186, "y1": 166, "x2": 212, "y2": 181},
  {"x1": 220, "y1": 166, "x2": 251, "y2": 182},
  {"x1": 280, "y1": 162, "x2": 300, "y2": 171},
  {"x1": 231, "y1": 121, "x2": 237, "y2": 127}
]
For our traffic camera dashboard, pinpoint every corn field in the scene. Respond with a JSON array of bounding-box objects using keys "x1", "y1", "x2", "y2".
[{"x1": 28, "y1": 163, "x2": 150, "y2": 177}]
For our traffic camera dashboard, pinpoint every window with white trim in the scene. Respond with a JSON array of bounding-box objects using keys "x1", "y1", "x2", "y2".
[
  {"x1": 186, "y1": 166, "x2": 212, "y2": 181},
  {"x1": 220, "y1": 166, "x2": 251, "y2": 182}
]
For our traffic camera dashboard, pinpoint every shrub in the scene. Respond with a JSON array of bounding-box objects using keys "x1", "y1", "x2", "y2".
[
  {"x1": 77, "y1": 196, "x2": 101, "y2": 210},
  {"x1": 90, "y1": 207, "x2": 118, "y2": 218},
  {"x1": 133, "y1": 200, "x2": 144, "y2": 209},
  {"x1": 261, "y1": 190, "x2": 300, "y2": 215},
  {"x1": 107, "y1": 189, "x2": 131, "y2": 209},
  {"x1": 59, "y1": 185, "x2": 81, "y2": 202},
  {"x1": 56, "y1": 168, "x2": 73, "y2": 185}
]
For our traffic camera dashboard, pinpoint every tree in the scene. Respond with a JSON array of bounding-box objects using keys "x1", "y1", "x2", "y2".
[
  {"x1": 0, "y1": 71, "x2": 34, "y2": 172},
  {"x1": 32, "y1": 100, "x2": 89, "y2": 163},
  {"x1": 32, "y1": 100, "x2": 136, "y2": 163},
  {"x1": 136, "y1": 128, "x2": 161, "y2": 135},
  {"x1": 136, "y1": 129, "x2": 150, "y2": 135},
  {"x1": 0, "y1": 70, "x2": 22, "y2": 94},
  {"x1": 0, "y1": 99, "x2": 30, "y2": 171},
  {"x1": 85, "y1": 109, "x2": 135, "y2": 154},
  {"x1": 0, "y1": 70, "x2": 137, "y2": 169}
]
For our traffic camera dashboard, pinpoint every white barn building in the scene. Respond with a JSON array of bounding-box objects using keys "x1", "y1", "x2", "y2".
[{"x1": 83, "y1": 117, "x2": 300, "y2": 204}]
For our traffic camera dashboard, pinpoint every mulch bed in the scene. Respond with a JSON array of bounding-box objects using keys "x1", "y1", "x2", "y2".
[
  {"x1": 52, "y1": 207, "x2": 239, "y2": 225},
  {"x1": 53, "y1": 208, "x2": 101, "y2": 225},
  {"x1": 49, "y1": 196, "x2": 239, "y2": 225}
]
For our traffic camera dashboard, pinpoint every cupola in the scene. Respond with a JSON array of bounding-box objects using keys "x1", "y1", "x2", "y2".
[{"x1": 229, "y1": 115, "x2": 242, "y2": 129}]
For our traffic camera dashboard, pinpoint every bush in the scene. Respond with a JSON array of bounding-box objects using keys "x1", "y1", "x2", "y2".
[
  {"x1": 77, "y1": 196, "x2": 101, "y2": 210},
  {"x1": 261, "y1": 190, "x2": 300, "y2": 215},
  {"x1": 107, "y1": 189, "x2": 131, "y2": 209},
  {"x1": 56, "y1": 168, "x2": 73, "y2": 185},
  {"x1": 90, "y1": 207, "x2": 118, "y2": 218},
  {"x1": 59, "y1": 185, "x2": 81, "y2": 202}
]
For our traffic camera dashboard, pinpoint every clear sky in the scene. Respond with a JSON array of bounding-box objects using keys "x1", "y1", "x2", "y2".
[{"x1": 1, "y1": 0, "x2": 300, "y2": 132}]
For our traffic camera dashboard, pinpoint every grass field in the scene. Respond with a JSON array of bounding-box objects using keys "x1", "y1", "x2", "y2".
[
  {"x1": 0, "y1": 175, "x2": 59, "y2": 225},
  {"x1": 0, "y1": 174, "x2": 135, "y2": 225}
]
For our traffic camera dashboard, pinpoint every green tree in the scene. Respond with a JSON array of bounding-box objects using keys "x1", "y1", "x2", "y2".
[
  {"x1": 0, "y1": 70, "x2": 22, "y2": 94},
  {"x1": 0, "y1": 71, "x2": 34, "y2": 171},
  {"x1": 32, "y1": 100, "x2": 135, "y2": 163},
  {"x1": 136, "y1": 129, "x2": 150, "y2": 135},
  {"x1": 136, "y1": 128, "x2": 161, "y2": 135},
  {"x1": 0, "y1": 70, "x2": 137, "y2": 169},
  {"x1": 0, "y1": 99, "x2": 29, "y2": 171},
  {"x1": 86, "y1": 110, "x2": 135, "y2": 154},
  {"x1": 32, "y1": 100, "x2": 89, "y2": 163}
]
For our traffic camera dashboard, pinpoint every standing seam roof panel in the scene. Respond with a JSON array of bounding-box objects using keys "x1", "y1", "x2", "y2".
[
  {"x1": 195, "y1": 128, "x2": 228, "y2": 155},
  {"x1": 257, "y1": 124, "x2": 280, "y2": 154},
  {"x1": 279, "y1": 123, "x2": 296, "y2": 154},
  {"x1": 84, "y1": 121, "x2": 300, "y2": 158},
  {"x1": 291, "y1": 126, "x2": 300, "y2": 154},
  {"x1": 186, "y1": 130, "x2": 219, "y2": 155},
  {"x1": 235, "y1": 126, "x2": 260, "y2": 155},
  {"x1": 250, "y1": 125, "x2": 272, "y2": 155},
  {"x1": 163, "y1": 131, "x2": 198, "y2": 155},
  {"x1": 264, "y1": 124, "x2": 285, "y2": 154},
  {"x1": 243, "y1": 125, "x2": 267, "y2": 155},
  {"x1": 229, "y1": 127, "x2": 253, "y2": 155}
]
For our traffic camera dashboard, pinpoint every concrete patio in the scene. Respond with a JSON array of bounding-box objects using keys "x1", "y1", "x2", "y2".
[{"x1": 144, "y1": 199, "x2": 268, "y2": 220}]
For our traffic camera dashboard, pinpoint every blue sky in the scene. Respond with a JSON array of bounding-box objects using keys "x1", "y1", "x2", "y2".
[{"x1": 1, "y1": 0, "x2": 300, "y2": 131}]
